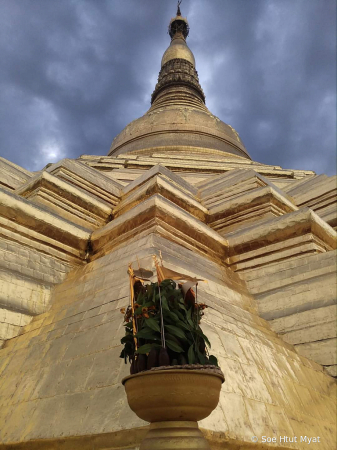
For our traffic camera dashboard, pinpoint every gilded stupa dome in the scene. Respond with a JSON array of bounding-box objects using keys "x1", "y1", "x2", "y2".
[{"x1": 109, "y1": 5, "x2": 250, "y2": 160}]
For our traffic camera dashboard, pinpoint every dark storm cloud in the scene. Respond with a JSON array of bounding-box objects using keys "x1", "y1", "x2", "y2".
[{"x1": 0, "y1": 0, "x2": 335, "y2": 175}]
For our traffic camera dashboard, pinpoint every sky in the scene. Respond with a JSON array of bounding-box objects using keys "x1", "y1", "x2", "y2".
[{"x1": 0, "y1": 0, "x2": 336, "y2": 175}]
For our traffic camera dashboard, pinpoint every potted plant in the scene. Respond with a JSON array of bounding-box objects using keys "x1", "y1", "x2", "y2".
[{"x1": 120, "y1": 262, "x2": 224, "y2": 450}]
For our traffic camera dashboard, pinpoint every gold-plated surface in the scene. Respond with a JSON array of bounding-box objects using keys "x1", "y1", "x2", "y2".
[
  {"x1": 0, "y1": 156, "x2": 32, "y2": 191},
  {"x1": 123, "y1": 369, "x2": 224, "y2": 422},
  {"x1": 81, "y1": 151, "x2": 315, "y2": 181},
  {"x1": 122, "y1": 164, "x2": 198, "y2": 197},
  {"x1": 0, "y1": 427, "x2": 149, "y2": 449},
  {"x1": 108, "y1": 9, "x2": 250, "y2": 160},
  {"x1": 0, "y1": 4, "x2": 336, "y2": 449},
  {"x1": 285, "y1": 174, "x2": 337, "y2": 229},
  {"x1": 108, "y1": 104, "x2": 250, "y2": 159},
  {"x1": 16, "y1": 171, "x2": 112, "y2": 230},
  {"x1": 161, "y1": 37, "x2": 195, "y2": 67},
  {"x1": 114, "y1": 164, "x2": 207, "y2": 222},
  {"x1": 90, "y1": 194, "x2": 228, "y2": 261},
  {"x1": 140, "y1": 421, "x2": 210, "y2": 450},
  {"x1": 226, "y1": 207, "x2": 336, "y2": 256},
  {"x1": 46, "y1": 158, "x2": 122, "y2": 205},
  {"x1": 152, "y1": 60, "x2": 205, "y2": 104},
  {"x1": 0, "y1": 187, "x2": 90, "y2": 253},
  {"x1": 0, "y1": 232, "x2": 336, "y2": 448}
]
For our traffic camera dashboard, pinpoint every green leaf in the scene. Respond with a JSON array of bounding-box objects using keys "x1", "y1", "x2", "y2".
[
  {"x1": 186, "y1": 308, "x2": 195, "y2": 328},
  {"x1": 165, "y1": 339, "x2": 184, "y2": 353},
  {"x1": 209, "y1": 355, "x2": 218, "y2": 366},
  {"x1": 179, "y1": 304, "x2": 187, "y2": 314},
  {"x1": 185, "y1": 334, "x2": 194, "y2": 345},
  {"x1": 196, "y1": 329, "x2": 211, "y2": 348},
  {"x1": 175, "y1": 310, "x2": 186, "y2": 321},
  {"x1": 165, "y1": 324, "x2": 187, "y2": 340},
  {"x1": 197, "y1": 349, "x2": 207, "y2": 365},
  {"x1": 187, "y1": 344, "x2": 196, "y2": 364},
  {"x1": 162, "y1": 316, "x2": 175, "y2": 326},
  {"x1": 161, "y1": 295, "x2": 170, "y2": 311},
  {"x1": 135, "y1": 329, "x2": 160, "y2": 340},
  {"x1": 163, "y1": 310, "x2": 179, "y2": 322},
  {"x1": 136, "y1": 343, "x2": 161, "y2": 354},
  {"x1": 165, "y1": 333, "x2": 180, "y2": 344},
  {"x1": 144, "y1": 317, "x2": 161, "y2": 333},
  {"x1": 176, "y1": 320, "x2": 191, "y2": 331},
  {"x1": 161, "y1": 279, "x2": 175, "y2": 290},
  {"x1": 136, "y1": 293, "x2": 145, "y2": 304}
]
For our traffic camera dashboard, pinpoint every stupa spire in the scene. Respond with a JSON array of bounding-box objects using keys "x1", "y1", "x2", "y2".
[
  {"x1": 168, "y1": 1, "x2": 189, "y2": 40},
  {"x1": 108, "y1": 5, "x2": 250, "y2": 161},
  {"x1": 151, "y1": 4, "x2": 205, "y2": 106},
  {"x1": 177, "y1": 0, "x2": 182, "y2": 16}
]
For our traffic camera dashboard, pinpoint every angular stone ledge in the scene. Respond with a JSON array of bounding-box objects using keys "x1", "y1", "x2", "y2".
[
  {"x1": 286, "y1": 174, "x2": 337, "y2": 229},
  {"x1": 115, "y1": 173, "x2": 207, "y2": 221},
  {"x1": 270, "y1": 305, "x2": 337, "y2": 345},
  {"x1": 256, "y1": 271, "x2": 336, "y2": 320},
  {"x1": 198, "y1": 168, "x2": 291, "y2": 203},
  {"x1": 122, "y1": 164, "x2": 197, "y2": 197},
  {"x1": 226, "y1": 207, "x2": 337, "y2": 257},
  {"x1": 16, "y1": 171, "x2": 112, "y2": 230},
  {"x1": 286, "y1": 174, "x2": 336, "y2": 204},
  {"x1": 0, "y1": 188, "x2": 90, "y2": 257},
  {"x1": 227, "y1": 235, "x2": 329, "y2": 273},
  {"x1": 294, "y1": 338, "x2": 337, "y2": 367},
  {"x1": 197, "y1": 167, "x2": 260, "y2": 191},
  {"x1": 46, "y1": 159, "x2": 122, "y2": 206},
  {"x1": 0, "y1": 216, "x2": 85, "y2": 263},
  {"x1": 124, "y1": 158, "x2": 297, "y2": 178},
  {"x1": 91, "y1": 194, "x2": 227, "y2": 260},
  {"x1": 0, "y1": 157, "x2": 32, "y2": 191},
  {"x1": 283, "y1": 173, "x2": 326, "y2": 194},
  {"x1": 209, "y1": 186, "x2": 296, "y2": 217},
  {"x1": 324, "y1": 365, "x2": 337, "y2": 377},
  {"x1": 208, "y1": 186, "x2": 298, "y2": 236},
  {"x1": 80, "y1": 153, "x2": 315, "y2": 180}
]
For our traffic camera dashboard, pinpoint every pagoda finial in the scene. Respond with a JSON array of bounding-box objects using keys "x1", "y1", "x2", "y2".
[
  {"x1": 169, "y1": 1, "x2": 189, "y2": 40},
  {"x1": 177, "y1": 0, "x2": 182, "y2": 16}
]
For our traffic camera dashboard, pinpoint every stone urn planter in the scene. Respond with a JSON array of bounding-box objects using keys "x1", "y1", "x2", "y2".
[{"x1": 122, "y1": 365, "x2": 225, "y2": 450}]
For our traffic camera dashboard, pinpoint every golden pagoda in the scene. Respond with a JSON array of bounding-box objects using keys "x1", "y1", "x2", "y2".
[{"x1": 0, "y1": 5, "x2": 336, "y2": 449}]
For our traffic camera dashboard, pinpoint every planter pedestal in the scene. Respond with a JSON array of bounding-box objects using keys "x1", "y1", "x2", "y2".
[
  {"x1": 122, "y1": 367, "x2": 224, "y2": 450},
  {"x1": 140, "y1": 421, "x2": 209, "y2": 450}
]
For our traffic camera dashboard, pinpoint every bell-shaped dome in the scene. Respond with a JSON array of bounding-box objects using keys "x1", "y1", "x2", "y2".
[{"x1": 108, "y1": 6, "x2": 250, "y2": 160}]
